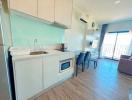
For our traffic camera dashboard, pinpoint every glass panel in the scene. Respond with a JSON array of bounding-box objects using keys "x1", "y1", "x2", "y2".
[
  {"x1": 101, "y1": 33, "x2": 117, "y2": 58},
  {"x1": 113, "y1": 32, "x2": 132, "y2": 59},
  {"x1": 61, "y1": 62, "x2": 70, "y2": 70}
]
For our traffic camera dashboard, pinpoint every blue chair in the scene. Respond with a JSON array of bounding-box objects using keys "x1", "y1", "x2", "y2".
[
  {"x1": 89, "y1": 58, "x2": 98, "y2": 69},
  {"x1": 84, "y1": 51, "x2": 91, "y2": 68},
  {"x1": 76, "y1": 52, "x2": 86, "y2": 76},
  {"x1": 84, "y1": 51, "x2": 98, "y2": 69}
]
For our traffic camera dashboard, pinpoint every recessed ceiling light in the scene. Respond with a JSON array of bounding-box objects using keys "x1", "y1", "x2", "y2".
[{"x1": 115, "y1": 0, "x2": 121, "y2": 4}]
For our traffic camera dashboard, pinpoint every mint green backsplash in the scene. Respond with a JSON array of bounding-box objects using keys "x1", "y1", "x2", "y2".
[{"x1": 10, "y1": 12, "x2": 64, "y2": 47}]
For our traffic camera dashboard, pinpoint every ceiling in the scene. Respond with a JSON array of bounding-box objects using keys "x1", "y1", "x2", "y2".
[{"x1": 74, "y1": 0, "x2": 132, "y2": 25}]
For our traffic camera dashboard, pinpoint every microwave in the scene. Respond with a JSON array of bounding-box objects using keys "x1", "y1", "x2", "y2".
[{"x1": 59, "y1": 59, "x2": 73, "y2": 73}]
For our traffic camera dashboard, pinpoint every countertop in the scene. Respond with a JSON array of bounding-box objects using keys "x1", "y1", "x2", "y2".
[{"x1": 11, "y1": 49, "x2": 75, "y2": 61}]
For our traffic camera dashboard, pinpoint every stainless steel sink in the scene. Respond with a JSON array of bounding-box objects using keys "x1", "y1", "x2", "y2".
[{"x1": 30, "y1": 51, "x2": 48, "y2": 55}]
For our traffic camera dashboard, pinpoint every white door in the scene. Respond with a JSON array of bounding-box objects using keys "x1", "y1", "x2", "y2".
[{"x1": 14, "y1": 57, "x2": 43, "y2": 100}]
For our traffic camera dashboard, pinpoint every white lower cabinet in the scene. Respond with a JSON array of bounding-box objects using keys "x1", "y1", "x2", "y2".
[
  {"x1": 43, "y1": 55, "x2": 59, "y2": 89},
  {"x1": 58, "y1": 67, "x2": 74, "y2": 81},
  {"x1": 14, "y1": 57, "x2": 43, "y2": 100},
  {"x1": 13, "y1": 53, "x2": 74, "y2": 100}
]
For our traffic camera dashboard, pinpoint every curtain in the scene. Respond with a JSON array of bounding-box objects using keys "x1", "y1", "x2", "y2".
[{"x1": 98, "y1": 24, "x2": 108, "y2": 57}]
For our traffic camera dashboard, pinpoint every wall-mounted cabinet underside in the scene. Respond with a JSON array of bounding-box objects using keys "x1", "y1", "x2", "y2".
[{"x1": 9, "y1": 0, "x2": 73, "y2": 29}]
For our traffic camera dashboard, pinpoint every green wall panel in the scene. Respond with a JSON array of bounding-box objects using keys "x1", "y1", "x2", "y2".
[{"x1": 10, "y1": 12, "x2": 64, "y2": 47}]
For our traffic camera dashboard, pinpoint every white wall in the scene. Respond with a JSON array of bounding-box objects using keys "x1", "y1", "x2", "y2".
[
  {"x1": 1, "y1": 2, "x2": 12, "y2": 46},
  {"x1": 64, "y1": 7, "x2": 86, "y2": 53},
  {"x1": 106, "y1": 20, "x2": 132, "y2": 32},
  {"x1": 85, "y1": 30, "x2": 101, "y2": 50}
]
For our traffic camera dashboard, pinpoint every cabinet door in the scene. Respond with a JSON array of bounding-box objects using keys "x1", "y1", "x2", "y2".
[
  {"x1": 58, "y1": 67, "x2": 74, "y2": 81},
  {"x1": 43, "y1": 55, "x2": 59, "y2": 89},
  {"x1": 38, "y1": 0, "x2": 54, "y2": 23},
  {"x1": 9, "y1": 0, "x2": 37, "y2": 16},
  {"x1": 14, "y1": 57, "x2": 43, "y2": 100},
  {"x1": 55, "y1": 0, "x2": 73, "y2": 28}
]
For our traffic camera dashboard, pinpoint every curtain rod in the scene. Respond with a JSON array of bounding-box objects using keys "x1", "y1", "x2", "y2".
[{"x1": 108, "y1": 30, "x2": 129, "y2": 33}]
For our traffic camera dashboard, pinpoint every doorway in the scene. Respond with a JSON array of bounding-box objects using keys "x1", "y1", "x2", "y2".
[{"x1": 101, "y1": 31, "x2": 132, "y2": 60}]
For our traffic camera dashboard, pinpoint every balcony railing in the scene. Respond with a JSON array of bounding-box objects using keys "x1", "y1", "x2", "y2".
[{"x1": 101, "y1": 44, "x2": 129, "y2": 59}]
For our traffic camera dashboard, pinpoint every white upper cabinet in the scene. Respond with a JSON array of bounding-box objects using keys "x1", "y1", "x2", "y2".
[
  {"x1": 9, "y1": 0, "x2": 37, "y2": 16},
  {"x1": 9, "y1": 0, "x2": 73, "y2": 28},
  {"x1": 38, "y1": 0, "x2": 54, "y2": 23},
  {"x1": 54, "y1": 0, "x2": 73, "y2": 28}
]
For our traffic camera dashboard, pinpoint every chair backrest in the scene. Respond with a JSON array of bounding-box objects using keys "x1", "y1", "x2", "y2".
[
  {"x1": 76, "y1": 52, "x2": 86, "y2": 65},
  {"x1": 84, "y1": 51, "x2": 91, "y2": 62}
]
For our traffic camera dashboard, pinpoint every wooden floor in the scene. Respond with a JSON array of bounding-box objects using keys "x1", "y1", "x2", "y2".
[{"x1": 36, "y1": 59, "x2": 132, "y2": 100}]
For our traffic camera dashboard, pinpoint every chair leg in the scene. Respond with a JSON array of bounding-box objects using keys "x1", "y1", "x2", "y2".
[
  {"x1": 76, "y1": 65, "x2": 78, "y2": 76},
  {"x1": 96, "y1": 61, "x2": 98, "y2": 68},
  {"x1": 88, "y1": 61, "x2": 90, "y2": 69},
  {"x1": 82, "y1": 63, "x2": 84, "y2": 72},
  {"x1": 87, "y1": 61, "x2": 90, "y2": 69},
  {"x1": 83, "y1": 63, "x2": 85, "y2": 72},
  {"x1": 94, "y1": 61, "x2": 96, "y2": 69},
  {"x1": 94, "y1": 61, "x2": 97, "y2": 69},
  {"x1": 84, "y1": 62, "x2": 86, "y2": 69}
]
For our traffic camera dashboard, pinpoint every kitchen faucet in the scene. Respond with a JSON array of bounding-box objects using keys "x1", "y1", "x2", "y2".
[{"x1": 34, "y1": 38, "x2": 38, "y2": 51}]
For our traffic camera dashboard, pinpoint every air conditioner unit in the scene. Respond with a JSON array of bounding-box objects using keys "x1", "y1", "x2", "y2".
[{"x1": 80, "y1": 14, "x2": 88, "y2": 23}]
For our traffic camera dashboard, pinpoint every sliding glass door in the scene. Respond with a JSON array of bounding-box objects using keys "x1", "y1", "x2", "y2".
[
  {"x1": 101, "y1": 33, "x2": 117, "y2": 58},
  {"x1": 113, "y1": 32, "x2": 132, "y2": 59},
  {"x1": 101, "y1": 31, "x2": 132, "y2": 60}
]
